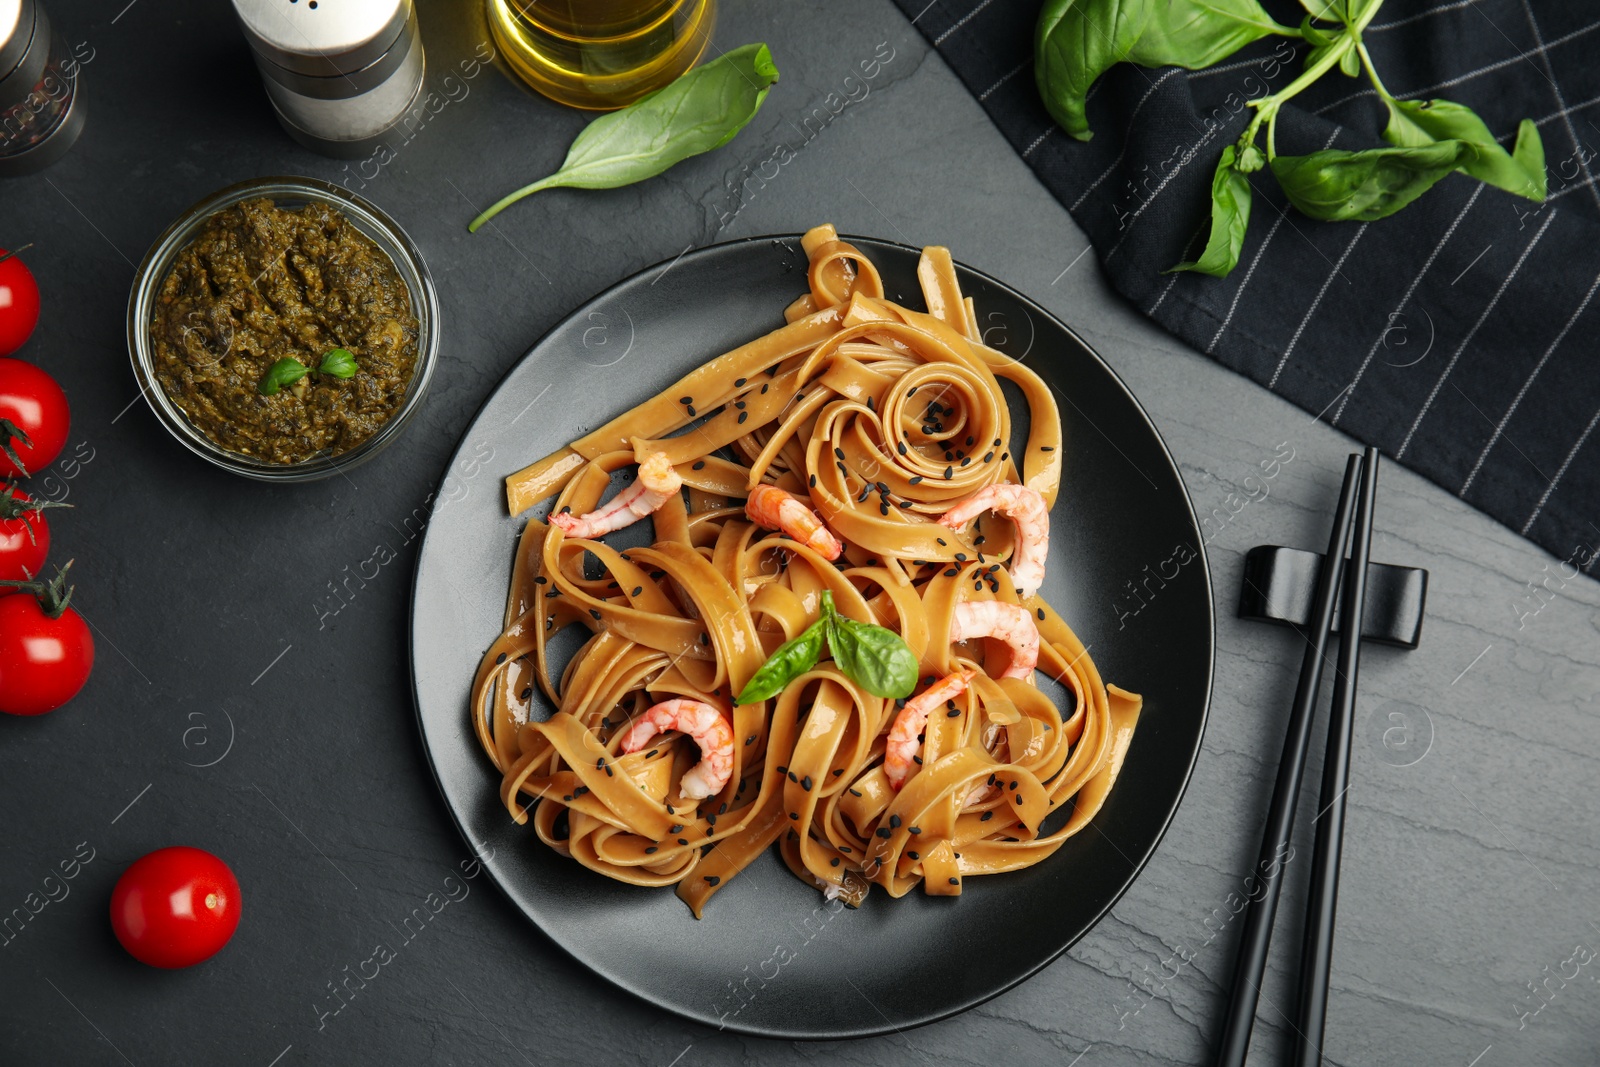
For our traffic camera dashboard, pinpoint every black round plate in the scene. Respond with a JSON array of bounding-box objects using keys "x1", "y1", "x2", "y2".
[{"x1": 409, "y1": 235, "x2": 1215, "y2": 1039}]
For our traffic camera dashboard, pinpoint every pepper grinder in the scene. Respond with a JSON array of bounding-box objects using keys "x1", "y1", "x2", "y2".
[
  {"x1": 232, "y1": 0, "x2": 425, "y2": 159},
  {"x1": 0, "y1": 0, "x2": 87, "y2": 178}
]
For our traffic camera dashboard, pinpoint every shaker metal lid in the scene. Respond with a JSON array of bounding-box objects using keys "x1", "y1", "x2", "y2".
[
  {"x1": 232, "y1": 0, "x2": 410, "y2": 79},
  {"x1": 0, "y1": 0, "x2": 36, "y2": 85}
]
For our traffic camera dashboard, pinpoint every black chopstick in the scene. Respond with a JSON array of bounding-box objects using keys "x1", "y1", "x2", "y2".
[
  {"x1": 1213, "y1": 452, "x2": 1365, "y2": 1067},
  {"x1": 1291, "y1": 446, "x2": 1379, "y2": 1065}
]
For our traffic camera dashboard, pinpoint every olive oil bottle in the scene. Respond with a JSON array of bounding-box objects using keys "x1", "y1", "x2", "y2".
[{"x1": 486, "y1": 0, "x2": 717, "y2": 110}]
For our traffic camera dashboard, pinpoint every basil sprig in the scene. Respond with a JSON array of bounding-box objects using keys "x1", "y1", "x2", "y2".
[
  {"x1": 1035, "y1": 0, "x2": 1547, "y2": 277},
  {"x1": 468, "y1": 43, "x2": 780, "y2": 232},
  {"x1": 734, "y1": 591, "x2": 918, "y2": 704},
  {"x1": 257, "y1": 348, "x2": 360, "y2": 395}
]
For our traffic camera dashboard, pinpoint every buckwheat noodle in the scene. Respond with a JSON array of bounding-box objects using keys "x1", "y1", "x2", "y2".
[{"x1": 470, "y1": 226, "x2": 1142, "y2": 917}]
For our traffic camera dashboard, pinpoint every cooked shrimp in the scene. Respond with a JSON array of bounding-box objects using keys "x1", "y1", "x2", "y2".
[
  {"x1": 937, "y1": 483, "x2": 1049, "y2": 595},
  {"x1": 618, "y1": 699, "x2": 735, "y2": 801},
  {"x1": 949, "y1": 601, "x2": 1039, "y2": 680},
  {"x1": 551, "y1": 452, "x2": 682, "y2": 539},
  {"x1": 745, "y1": 484, "x2": 843, "y2": 560},
  {"x1": 884, "y1": 669, "x2": 976, "y2": 789}
]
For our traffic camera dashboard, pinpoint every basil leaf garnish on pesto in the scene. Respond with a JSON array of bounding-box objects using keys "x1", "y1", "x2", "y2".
[
  {"x1": 319, "y1": 348, "x2": 358, "y2": 379},
  {"x1": 468, "y1": 43, "x2": 779, "y2": 232},
  {"x1": 257, "y1": 358, "x2": 308, "y2": 396}
]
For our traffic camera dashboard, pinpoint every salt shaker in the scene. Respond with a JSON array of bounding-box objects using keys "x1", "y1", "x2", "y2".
[
  {"x1": 232, "y1": 0, "x2": 425, "y2": 159},
  {"x1": 0, "y1": 0, "x2": 87, "y2": 178}
]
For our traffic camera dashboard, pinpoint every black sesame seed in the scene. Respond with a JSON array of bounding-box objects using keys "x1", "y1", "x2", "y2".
[
  {"x1": 1040, "y1": 445, "x2": 1055, "y2": 452},
  {"x1": 834, "y1": 768, "x2": 844, "y2": 776},
  {"x1": 788, "y1": 771, "x2": 798, "y2": 782},
  {"x1": 981, "y1": 810, "x2": 993, "y2": 822},
  {"x1": 947, "y1": 708, "x2": 961, "y2": 717},
  {"x1": 632, "y1": 586, "x2": 643, "y2": 596},
  {"x1": 686, "y1": 406, "x2": 696, "y2": 417},
  {"x1": 706, "y1": 813, "x2": 717, "y2": 825},
  {"x1": 944, "y1": 568, "x2": 959, "y2": 577},
  {"x1": 898, "y1": 500, "x2": 913, "y2": 509},
  {"x1": 720, "y1": 803, "x2": 728, "y2": 814},
  {"x1": 908, "y1": 386, "x2": 918, "y2": 397},
  {"x1": 913, "y1": 756, "x2": 922, "y2": 765},
  {"x1": 645, "y1": 846, "x2": 658, "y2": 854},
  {"x1": 534, "y1": 575, "x2": 548, "y2": 585},
  {"x1": 589, "y1": 609, "x2": 602, "y2": 621},
  {"x1": 908, "y1": 850, "x2": 920, "y2": 860},
  {"x1": 879, "y1": 502, "x2": 890, "y2": 516},
  {"x1": 735, "y1": 377, "x2": 747, "y2": 387},
  {"x1": 705, "y1": 875, "x2": 721, "y2": 886},
  {"x1": 761, "y1": 383, "x2": 769, "y2": 394},
  {"x1": 889, "y1": 814, "x2": 902, "y2": 828},
  {"x1": 876, "y1": 827, "x2": 892, "y2": 838},
  {"x1": 1038, "y1": 608, "x2": 1046, "y2": 620},
  {"x1": 678, "y1": 838, "x2": 690, "y2": 845},
  {"x1": 983, "y1": 451, "x2": 995, "y2": 463},
  {"x1": 809, "y1": 474, "x2": 817, "y2": 488},
  {"x1": 679, "y1": 396, "x2": 693, "y2": 405},
  {"x1": 966, "y1": 436, "x2": 976, "y2": 446},
  {"x1": 909, "y1": 476, "x2": 924, "y2": 485},
  {"x1": 745, "y1": 736, "x2": 755, "y2": 746},
  {"x1": 670, "y1": 824, "x2": 684, "y2": 833},
  {"x1": 801, "y1": 776, "x2": 812, "y2": 791},
  {"x1": 908, "y1": 826, "x2": 922, "y2": 835},
  {"x1": 944, "y1": 466, "x2": 953, "y2": 479},
  {"x1": 831, "y1": 857, "x2": 841, "y2": 867},
  {"x1": 1009, "y1": 780, "x2": 1019, "y2": 791},
  {"x1": 790, "y1": 812, "x2": 799, "y2": 820},
  {"x1": 897, "y1": 441, "x2": 907, "y2": 456},
  {"x1": 948, "y1": 877, "x2": 959, "y2": 885},
  {"x1": 840, "y1": 845, "x2": 853, "y2": 853},
  {"x1": 495, "y1": 652, "x2": 507, "y2": 665},
  {"x1": 520, "y1": 687, "x2": 533, "y2": 700},
  {"x1": 738, "y1": 411, "x2": 748, "y2": 424},
  {"x1": 961, "y1": 457, "x2": 972, "y2": 467},
  {"x1": 849, "y1": 788, "x2": 863, "y2": 798},
  {"x1": 699, "y1": 632, "x2": 709, "y2": 645},
  {"x1": 692, "y1": 460, "x2": 705, "y2": 470},
  {"x1": 936, "y1": 537, "x2": 947, "y2": 546},
  {"x1": 777, "y1": 766, "x2": 787, "y2": 774},
  {"x1": 1016, "y1": 795, "x2": 1024, "y2": 805},
  {"x1": 834, "y1": 447, "x2": 846, "y2": 460}
]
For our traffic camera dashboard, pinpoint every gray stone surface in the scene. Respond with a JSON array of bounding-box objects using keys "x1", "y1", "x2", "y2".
[{"x1": 0, "y1": 1, "x2": 1595, "y2": 1064}]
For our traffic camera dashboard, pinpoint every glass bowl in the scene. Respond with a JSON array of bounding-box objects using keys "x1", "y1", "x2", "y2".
[{"x1": 126, "y1": 176, "x2": 440, "y2": 483}]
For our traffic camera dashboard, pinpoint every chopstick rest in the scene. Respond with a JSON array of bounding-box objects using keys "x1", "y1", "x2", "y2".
[{"x1": 1238, "y1": 545, "x2": 1427, "y2": 649}]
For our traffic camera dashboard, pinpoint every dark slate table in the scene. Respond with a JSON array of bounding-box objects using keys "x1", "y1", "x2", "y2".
[{"x1": 2, "y1": 2, "x2": 1597, "y2": 1065}]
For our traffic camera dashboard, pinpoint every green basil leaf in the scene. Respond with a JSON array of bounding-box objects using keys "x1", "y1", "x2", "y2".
[
  {"x1": 469, "y1": 43, "x2": 779, "y2": 231},
  {"x1": 1167, "y1": 144, "x2": 1253, "y2": 277},
  {"x1": 1383, "y1": 99, "x2": 1546, "y2": 201},
  {"x1": 1035, "y1": 0, "x2": 1153, "y2": 142},
  {"x1": 1271, "y1": 140, "x2": 1474, "y2": 222},
  {"x1": 257, "y1": 358, "x2": 307, "y2": 396},
  {"x1": 1127, "y1": 0, "x2": 1284, "y2": 71},
  {"x1": 734, "y1": 617, "x2": 825, "y2": 705},
  {"x1": 318, "y1": 347, "x2": 358, "y2": 378},
  {"x1": 1296, "y1": 0, "x2": 1342, "y2": 20},
  {"x1": 1338, "y1": 45, "x2": 1360, "y2": 76},
  {"x1": 827, "y1": 614, "x2": 919, "y2": 700}
]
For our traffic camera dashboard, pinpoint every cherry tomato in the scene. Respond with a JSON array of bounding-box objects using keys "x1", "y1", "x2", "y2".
[
  {"x1": 0, "y1": 248, "x2": 39, "y2": 357},
  {"x1": 0, "y1": 586, "x2": 93, "y2": 716},
  {"x1": 0, "y1": 358, "x2": 68, "y2": 478},
  {"x1": 0, "y1": 484, "x2": 54, "y2": 582},
  {"x1": 110, "y1": 847, "x2": 242, "y2": 969}
]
